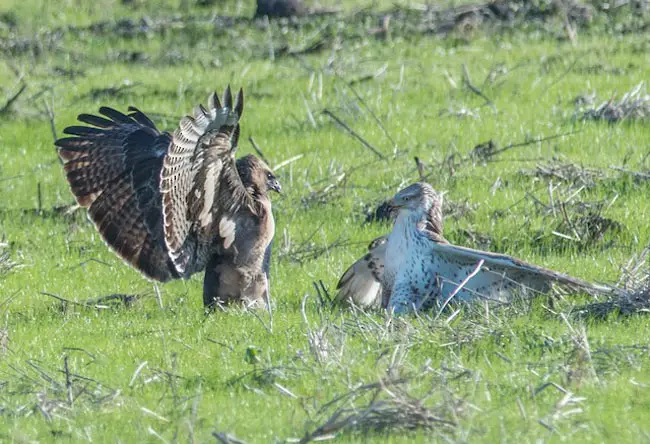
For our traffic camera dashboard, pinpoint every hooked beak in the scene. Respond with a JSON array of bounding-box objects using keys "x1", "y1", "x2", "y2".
[
  {"x1": 268, "y1": 178, "x2": 282, "y2": 194},
  {"x1": 388, "y1": 196, "x2": 403, "y2": 209}
]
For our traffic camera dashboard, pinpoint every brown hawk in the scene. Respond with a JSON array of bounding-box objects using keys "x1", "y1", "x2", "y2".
[{"x1": 55, "y1": 86, "x2": 281, "y2": 309}]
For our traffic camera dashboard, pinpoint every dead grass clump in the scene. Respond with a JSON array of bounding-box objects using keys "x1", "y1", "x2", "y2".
[
  {"x1": 301, "y1": 287, "x2": 346, "y2": 366},
  {"x1": 297, "y1": 374, "x2": 463, "y2": 442},
  {"x1": 520, "y1": 159, "x2": 605, "y2": 189},
  {"x1": 552, "y1": 207, "x2": 623, "y2": 248},
  {"x1": 527, "y1": 184, "x2": 623, "y2": 251},
  {"x1": 0, "y1": 238, "x2": 18, "y2": 277},
  {"x1": 578, "y1": 82, "x2": 650, "y2": 122},
  {"x1": 574, "y1": 247, "x2": 650, "y2": 320},
  {"x1": 0, "y1": 355, "x2": 120, "y2": 421}
]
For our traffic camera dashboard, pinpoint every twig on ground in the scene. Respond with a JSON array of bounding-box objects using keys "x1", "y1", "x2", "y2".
[
  {"x1": 462, "y1": 64, "x2": 495, "y2": 110},
  {"x1": 322, "y1": 109, "x2": 386, "y2": 160},
  {"x1": 212, "y1": 431, "x2": 248, "y2": 444},
  {"x1": 0, "y1": 83, "x2": 26, "y2": 115},
  {"x1": 248, "y1": 136, "x2": 271, "y2": 165}
]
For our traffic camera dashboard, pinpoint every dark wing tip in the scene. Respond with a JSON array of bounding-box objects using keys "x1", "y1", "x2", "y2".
[
  {"x1": 223, "y1": 85, "x2": 233, "y2": 109},
  {"x1": 99, "y1": 106, "x2": 134, "y2": 124},
  {"x1": 209, "y1": 91, "x2": 221, "y2": 110},
  {"x1": 235, "y1": 88, "x2": 244, "y2": 117},
  {"x1": 77, "y1": 113, "x2": 115, "y2": 128}
]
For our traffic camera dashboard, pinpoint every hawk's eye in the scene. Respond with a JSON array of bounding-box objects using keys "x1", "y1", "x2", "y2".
[{"x1": 267, "y1": 172, "x2": 273, "y2": 180}]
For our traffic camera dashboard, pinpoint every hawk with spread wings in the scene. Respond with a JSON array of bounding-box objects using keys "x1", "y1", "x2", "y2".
[
  {"x1": 55, "y1": 86, "x2": 281, "y2": 309},
  {"x1": 338, "y1": 183, "x2": 620, "y2": 313}
]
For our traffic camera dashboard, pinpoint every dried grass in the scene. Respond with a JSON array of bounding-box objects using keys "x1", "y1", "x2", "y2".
[
  {"x1": 0, "y1": 238, "x2": 18, "y2": 278},
  {"x1": 0, "y1": 355, "x2": 120, "y2": 421},
  {"x1": 574, "y1": 247, "x2": 650, "y2": 319},
  {"x1": 297, "y1": 371, "x2": 463, "y2": 442},
  {"x1": 578, "y1": 82, "x2": 650, "y2": 122},
  {"x1": 520, "y1": 159, "x2": 605, "y2": 189}
]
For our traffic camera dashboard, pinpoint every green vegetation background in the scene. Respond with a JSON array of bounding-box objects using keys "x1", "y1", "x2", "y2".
[{"x1": 1, "y1": 0, "x2": 650, "y2": 441}]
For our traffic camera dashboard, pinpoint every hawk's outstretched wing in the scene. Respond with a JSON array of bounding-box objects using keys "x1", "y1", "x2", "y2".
[
  {"x1": 160, "y1": 86, "x2": 257, "y2": 276},
  {"x1": 55, "y1": 107, "x2": 178, "y2": 281},
  {"x1": 424, "y1": 234, "x2": 620, "y2": 302}
]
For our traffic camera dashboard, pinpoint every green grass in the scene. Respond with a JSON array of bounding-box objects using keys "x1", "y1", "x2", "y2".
[{"x1": 2, "y1": 0, "x2": 650, "y2": 441}]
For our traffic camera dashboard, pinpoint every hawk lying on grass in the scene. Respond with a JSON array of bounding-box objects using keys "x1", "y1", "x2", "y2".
[
  {"x1": 338, "y1": 183, "x2": 620, "y2": 314},
  {"x1": 56, "y1": 86, "x2": 281, "y2": 309},
  {"x1": 336, "y1": 191, "x2": 444, "y2": 309}
]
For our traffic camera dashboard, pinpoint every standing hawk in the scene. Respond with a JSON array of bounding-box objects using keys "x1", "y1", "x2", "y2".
[
  {"x1": 338, "y1": 183, "x2": 620, "y2": 314},
  {"x1": 55, "y1": 86, "x2": 281, "y2": 309}
]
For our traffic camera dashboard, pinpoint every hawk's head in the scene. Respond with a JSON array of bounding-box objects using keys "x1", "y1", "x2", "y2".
[
  {"x1": 237, "y1": 154, "x2": 281, "y2": 197},
  {"x1": 390, "y1": 182, "x2": 443, "y2": 217}
]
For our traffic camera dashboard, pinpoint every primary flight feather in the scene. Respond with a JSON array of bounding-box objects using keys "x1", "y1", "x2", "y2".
[{"x1": 55, "y1": 86, "x2": 281, "y2": 309}]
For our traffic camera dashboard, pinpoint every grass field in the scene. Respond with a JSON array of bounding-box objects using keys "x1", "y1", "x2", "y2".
[{"x1": 2, "y1": 0, "x2": 650, "y2": 441}]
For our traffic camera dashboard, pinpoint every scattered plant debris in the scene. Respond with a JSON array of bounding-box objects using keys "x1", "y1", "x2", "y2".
[
  {"x1": 0, "y1": 238, "x2": 18, "y2": 277},
  {"x1": 520, "y1": 159, "x2": 605, "y2": 189},
  {"x1": 297, "y1": 371, "x2": 463, "y2": 442},
  {"x1": 574, "y1": 247, "x2": 650, "y2": 319},
  {"x1": 577, "y1": 82, "x2": 650, "y2": 122}
]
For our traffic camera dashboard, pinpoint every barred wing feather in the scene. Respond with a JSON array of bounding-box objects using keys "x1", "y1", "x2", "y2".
[
  {"x1": 425, "y1": 234, "x2": 620, "y2": 302},
  {"x1": 55, "y1": 107, "x2": 178, "y2": 282},
  {"x1": 160, "y1": 86, "x2": 253, "y2": 276}
]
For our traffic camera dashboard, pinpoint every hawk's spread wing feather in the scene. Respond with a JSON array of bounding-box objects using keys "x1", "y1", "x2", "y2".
[
  {"x1": 55, "y1": 107, "x2": 178, "y2": 282},
  {"x1": 335, "y1": 236, "x2": 387, "y2": 308},
  {"x1": 160, "y1": 86, "x2": 253, "y2": 276},
  {"x1": 424, "y1": 231, "x2": 618, "y2": 303}
]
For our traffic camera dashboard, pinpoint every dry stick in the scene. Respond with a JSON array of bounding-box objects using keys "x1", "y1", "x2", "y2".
[
  {"x1": 249, "y1": 303, "x2": 273, "y2": 335},
  {"x1": 273, "y1": 154, "x2": 303, "y2": 171},
  {"x1": 462, "y1": 64, "x2": 495, "y2": 111},
  {"x1": 338, "y1": 73, "x2": 398, "y2": 152},
  {"x1": 559, "y1": 201, "x2": 582, "y2": 241},
  {"x1": 37, "y1": 182, "x2": 42, "y2": 214},
  {"x1": 426, "y1": 130, "x2": 580, "y2": 182},
  {"x1": 301, "y1": 91, "x2": 318, "y2": 129},
  {"x1": 264, "y1": 15, "x2": 274, "y2": 62},
  {"x1": 610, "y1": 165, "x2": 650, "y2": 181},
  {"x1": 0, "y1": 174, "x2": 24, "y2": 182},
  {"x1": 43, "y1": 98, "x2": 61, "y2": 166},
  {"x1": 153, "y1": 283, "x2": 164, "y2": 310},
  {"x1": 541, "y1": 52, "x2": 587, "y2": 96},
  {"x1": 322, "y1": 109, "x2": 386, "y2": 160},
  {"x1": 414, "y1": 157, "x2": 426, "y2": 181},
  {"x1": 39, "y1": 291, "x2": 108, "y2": 309},
  {"x1": 64, "y1": 356, "x2": 73, "y2": 407},
  {"x1": 0, "y1": 83, "x2": 26, "y2": 115},
  {"x1": 484, "y1": 130, "x2": 580, "y2": 160},
  {"x1": 248, "y1": 136, "x2": 271, "y2": 165},
  {"x1": 212, "y1": 431, "x2": 248, "y2": 444}
]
